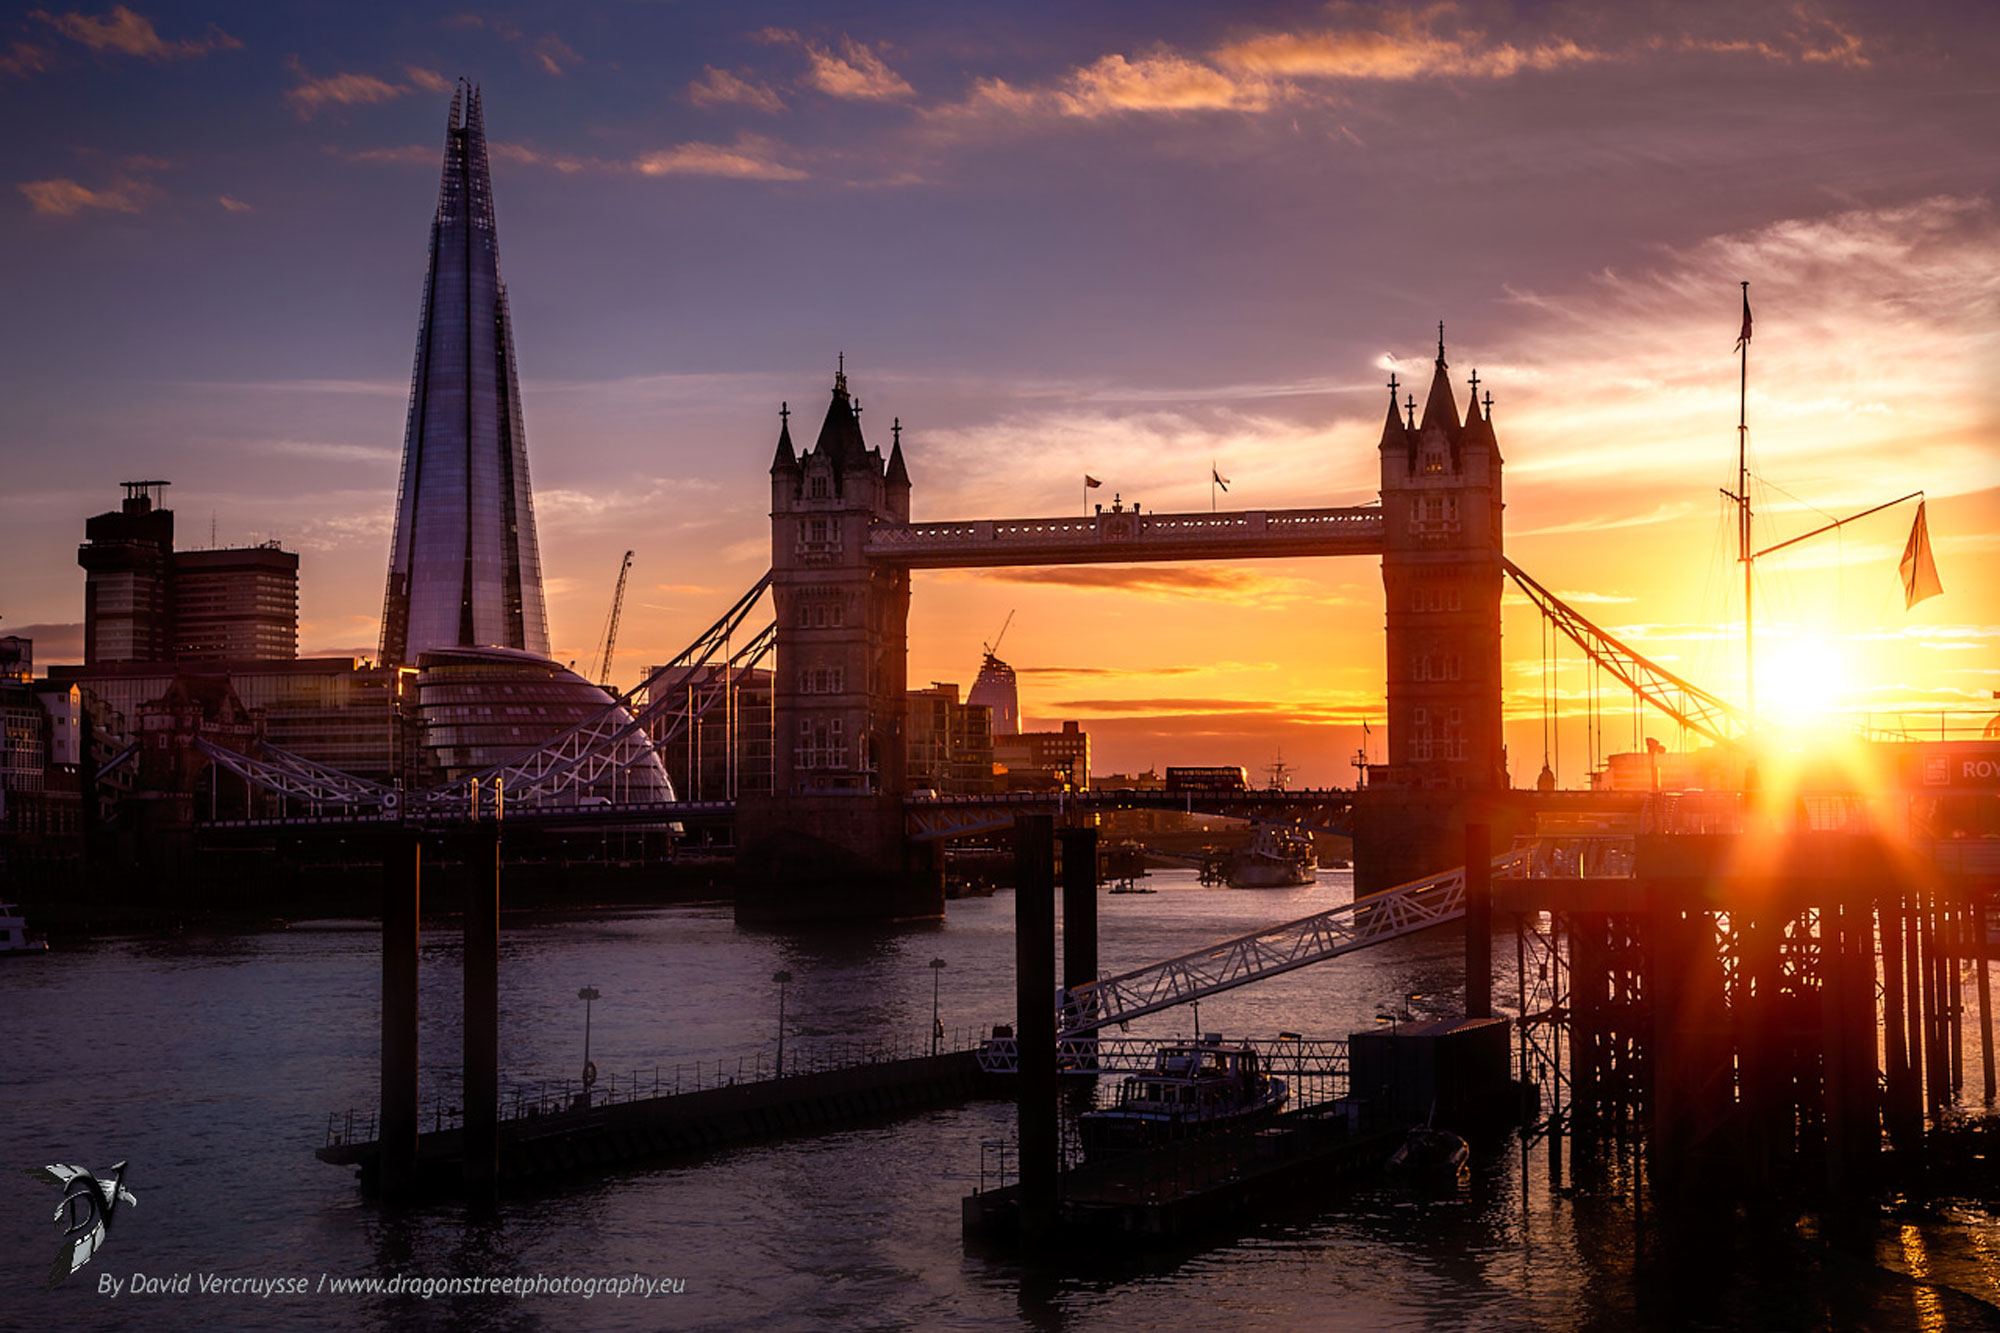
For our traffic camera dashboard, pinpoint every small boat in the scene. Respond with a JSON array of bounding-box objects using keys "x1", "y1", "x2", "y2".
[
  {"x1": 0, "y1": 902, "x2": 49, "y2": 955},
  {"x1": 1107, "y1": 878, "x2": 1155, "y2": 894},
  {"x1": 1227, "y1": 824, "x2": 1317, "y2": 888},
  {"x1": 1077, "y1": 1034, "x2": 1288, "y2": 1157},
  {"x1": 1387, "y1": 1123, "x2": 1469, "y2": 1185}
]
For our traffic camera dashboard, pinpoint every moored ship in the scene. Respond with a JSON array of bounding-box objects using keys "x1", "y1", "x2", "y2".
[
  {"x1": 0, "y1": 902, "x2": 48, "y2": 955},
  {"x1": 1227, "y1": 824, "x2": 1318, "y2": 888},
  {"x1": 1077, "y1": 1035, "x2": 1288, "y2": 1157}
]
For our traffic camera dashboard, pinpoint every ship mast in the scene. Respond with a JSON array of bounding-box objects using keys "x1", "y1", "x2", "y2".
[
  {"x1": 1722, "y1": 280, "x2": 1755, "y2": 741},
  {"x1": 1739, "y1": 282, "x2": 1754, "y2": 735}
]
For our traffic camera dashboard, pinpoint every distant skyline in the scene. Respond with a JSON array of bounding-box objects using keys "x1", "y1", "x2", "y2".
[{"x1": 3, "y1": 1, "x2": 1995, "y2": 785}]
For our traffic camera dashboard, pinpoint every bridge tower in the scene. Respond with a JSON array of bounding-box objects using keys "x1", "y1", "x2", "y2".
[
  {"x1": 737, "y1": 363, "x2": 933, "y2": 921},
  {"x1": 1360, "y1": 331, "x2": 1510, "y2": 890},
  {"x1": 766, "y1": 362, "x2": 911, "y2": 794}
]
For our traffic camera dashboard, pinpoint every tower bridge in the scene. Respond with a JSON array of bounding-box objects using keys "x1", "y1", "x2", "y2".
[{"x1": 743, "y1": 331, "x2": 1504, "y2": 919}]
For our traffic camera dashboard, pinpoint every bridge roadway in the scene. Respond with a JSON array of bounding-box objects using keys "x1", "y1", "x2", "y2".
[
  {"x1": 863, "y1": 505, "x2": 1383, "y2": 568},
  {"x1": 198, "y1": 787, "x2": 1356, "y2": 836}
]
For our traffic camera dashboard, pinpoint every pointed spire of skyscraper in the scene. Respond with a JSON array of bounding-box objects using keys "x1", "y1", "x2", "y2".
[{"x1": 379, "y1": 84, "x2": 550, "y2": 666}]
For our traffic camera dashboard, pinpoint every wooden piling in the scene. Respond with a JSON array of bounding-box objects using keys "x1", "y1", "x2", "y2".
[
  {"x1": 379, "y1": 833, "x2": 420, "y2": 1197},
  {"x1": 1883, "y1": 894, "x2": 1924, "y2": 1146},
  {"x1": 1014, "y1": 815, "x2": 1058, "y2": 1248},
  {"x1": 462, "y1": 824, "x2": 500, "y2": 1199},
  {"x1": 1058, "y1": 827, "x2": 1099, "y2": 998},
  {"x1": 1949, "y1": 899, "x2": 1965, "y2": 1095},
  {"x1": 1977, "y1": 903, "x2": 1995, "y2": 1104},
  {"x1": 1464, "y1": 823, "x2": 1492, "y2": 1020}
]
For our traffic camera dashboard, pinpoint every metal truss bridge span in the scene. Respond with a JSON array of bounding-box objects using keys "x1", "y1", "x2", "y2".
[
  {"x1": 1059, "y1": 847, "x2": 1532, "y2": 1036},
  {"x1": 864, "y1": 505, "x2": 1383, "y2": 569}
]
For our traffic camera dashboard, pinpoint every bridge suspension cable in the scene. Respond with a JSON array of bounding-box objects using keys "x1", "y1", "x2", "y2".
[{"x1": 1504, "y1": 557, "x2": 1744, "y2": 744}]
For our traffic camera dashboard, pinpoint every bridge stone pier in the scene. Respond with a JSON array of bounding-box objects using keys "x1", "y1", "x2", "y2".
[{"x1": 736, "y1": 338, "x2": 1510, "y2": 921}]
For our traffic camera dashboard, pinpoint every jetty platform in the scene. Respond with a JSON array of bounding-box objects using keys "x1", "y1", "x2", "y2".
[
  {"x1": 963, "y1": 1101, "x2": 1408, "y2": 1246},
  {"x1": 319, "y1": 1049, "x2": 1005, "y2": 1195}
]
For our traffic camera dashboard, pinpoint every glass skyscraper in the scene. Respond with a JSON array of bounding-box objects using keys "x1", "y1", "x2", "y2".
[{"x1": 379, "y1": 82, "x2": 549, "y2": 667}]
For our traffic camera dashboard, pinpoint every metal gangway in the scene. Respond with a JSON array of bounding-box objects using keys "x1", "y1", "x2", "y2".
[{"x1": 1056, "y1": 848, "x2": 1533, "y2": 1037}]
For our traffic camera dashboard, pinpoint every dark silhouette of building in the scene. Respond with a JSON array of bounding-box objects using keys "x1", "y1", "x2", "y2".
[
  {"x1": 171, "y1": 546, "x2": 299, "y2": 662},
  {"x1": 906, "y1": 682, "x2": 994, "y2": 794},
  {"x1": 967, "y1": 652, "x2": 1019, "y2": 736},
  {"x1": 1373, "y1": 332, "x2": 1506, "y2": 793},
  {"x1": 78, "y1": 481, "x2": 176, "y2": 665},
  {"x1": 643, "y1": 664, "x2": 774, "y2": 801},
  {"x1": 766, "y1": 364, "x2": 911, "y2": 793},
  {"x1": 76, "y1": 481, "x2": 299, "y2": 667},
  {"x1": 379, "y1": 82, "x2": 549, "y2": 667}
]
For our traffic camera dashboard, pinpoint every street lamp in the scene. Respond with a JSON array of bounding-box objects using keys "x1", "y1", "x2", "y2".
[
  {"x1": 577, "y1": 986, "x2": 601, "y2": 1105},
  {"x1": 773, "y1": 971, "x2": 792, "y2": 1077},
  {"x1": 929, "y1": 958, "x2": 947, "y2": 1056}
]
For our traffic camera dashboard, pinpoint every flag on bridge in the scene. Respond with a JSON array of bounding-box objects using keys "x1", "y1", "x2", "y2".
[
  {"x1": 1084, "y1": 475, "x2": 1102, "y2": 488},
  {"x1": 1900, "y1": 501, "x2": 1943, "y2": 609},
  {"x1": 1734, "y1": 285, "x2": 1753, "y2": 352},
  {"x1": 1212, "y1": 466, "x2": 1229, "y2": 491}
]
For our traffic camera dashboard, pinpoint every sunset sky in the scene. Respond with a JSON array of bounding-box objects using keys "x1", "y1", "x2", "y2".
[{"x1": 3, "y1": 2, "x2": 1995, "y2": 787}]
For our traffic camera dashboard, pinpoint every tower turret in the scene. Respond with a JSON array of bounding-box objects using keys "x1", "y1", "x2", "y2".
[{"x1": 1377, "y1": 327, "x2": 1506, "y2": 795}]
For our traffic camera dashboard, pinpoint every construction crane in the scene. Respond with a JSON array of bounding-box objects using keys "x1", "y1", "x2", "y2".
[
  {"x1": 983, "y1": 609, "x2": 1015, "y2": 664},
  {"x1": 595, "y1": 550, "x2": 634, "y2": 689}
]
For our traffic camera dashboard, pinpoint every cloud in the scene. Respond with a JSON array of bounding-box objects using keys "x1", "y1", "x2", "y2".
[
  {"x1": 285, "y1": 58, "x2": 407, "y2": 117},
  {"x1": 689, "y1": 65, "x2": 785, "y2": 113},
  {"x1": 217, "y1": 194, "x2": 251, "y2": 213},
  {"x1": 1017, "y1": 664, "x2": 1203, "y2": 678},
  {"x1": 761, "y1": 31, "x2": 912, "y2": 100},
  {"x1": 260, "y1": 440, "x2": 399, "y2": 465},
  {"x1": 1218, "y1": 11, "x2": 1602, "y2": 82},
  {"x1": 631, "y1": 135, "x2": 806, "y2": 180},
  {"x1": 1059, "y1": 52, "x2": 1270, "y2": 115},
  {"x1": 909, "y1": 402, "x2": 1378, "y2": 520},
  {"x1": 18, "y1": 175, "x2": 151, "y2": 216},
  {"x1": 1491, "y1": 194, "x2": 2000, "y2": 536},
  {"x1": 404, "y1": 65, "x2": 452, "y2": 94},
  {"x1": 0, "y1": 41, "x2": 53, "y2": 76},
  {"x1": 931, "y1": 53, "x2": 1268, "y2": 126},
  {"x1": 328, "y1": 143, "x2": 434, "y2": 166},
  {"x1": 489, "y1": 141, "x2": 590, "y2": 174},
  {"x1": 532, "y1": 34, "x2": 581, "y2": 76},
  {"x1": 35, "y1": 5, "x2": 240, "y2": 60}
]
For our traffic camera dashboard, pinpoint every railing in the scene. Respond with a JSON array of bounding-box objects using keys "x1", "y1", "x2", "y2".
[
  {"x1": 977, "y1": 1034, "x2": 1348, "y2": 1079},
  {"x1": 321, "y1": 1025, "x2": 988, "y2": 1145}
]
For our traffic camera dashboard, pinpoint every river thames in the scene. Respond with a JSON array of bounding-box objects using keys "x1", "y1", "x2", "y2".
[{"x1": 8, "y1": 868, "x2": 2000, "y2": 1331}]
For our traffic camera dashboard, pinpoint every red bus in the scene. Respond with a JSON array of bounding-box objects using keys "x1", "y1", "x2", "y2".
[{"x1": 1164, "y1": 766, "x2": 1248, "y2": 794}]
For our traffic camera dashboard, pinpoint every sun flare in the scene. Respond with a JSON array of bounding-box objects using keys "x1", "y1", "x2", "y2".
[{"x1": 1757, "y1": 635, "x2": 1854, "y2": 731}]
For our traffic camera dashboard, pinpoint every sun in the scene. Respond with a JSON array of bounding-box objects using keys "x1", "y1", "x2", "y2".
[{"x1": 1756, "y1": 634, "x2": 1854, "y2": 731}]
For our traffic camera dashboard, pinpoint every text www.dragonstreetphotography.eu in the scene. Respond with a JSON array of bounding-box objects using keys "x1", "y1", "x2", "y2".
[{"x1": 98, "y1": 1272, "x2": 686, "y2": 1299}]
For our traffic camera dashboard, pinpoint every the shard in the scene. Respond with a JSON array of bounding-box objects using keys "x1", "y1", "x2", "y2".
[{"x1": 379, "y1": 82, "x2": 549, "y2": 667}]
